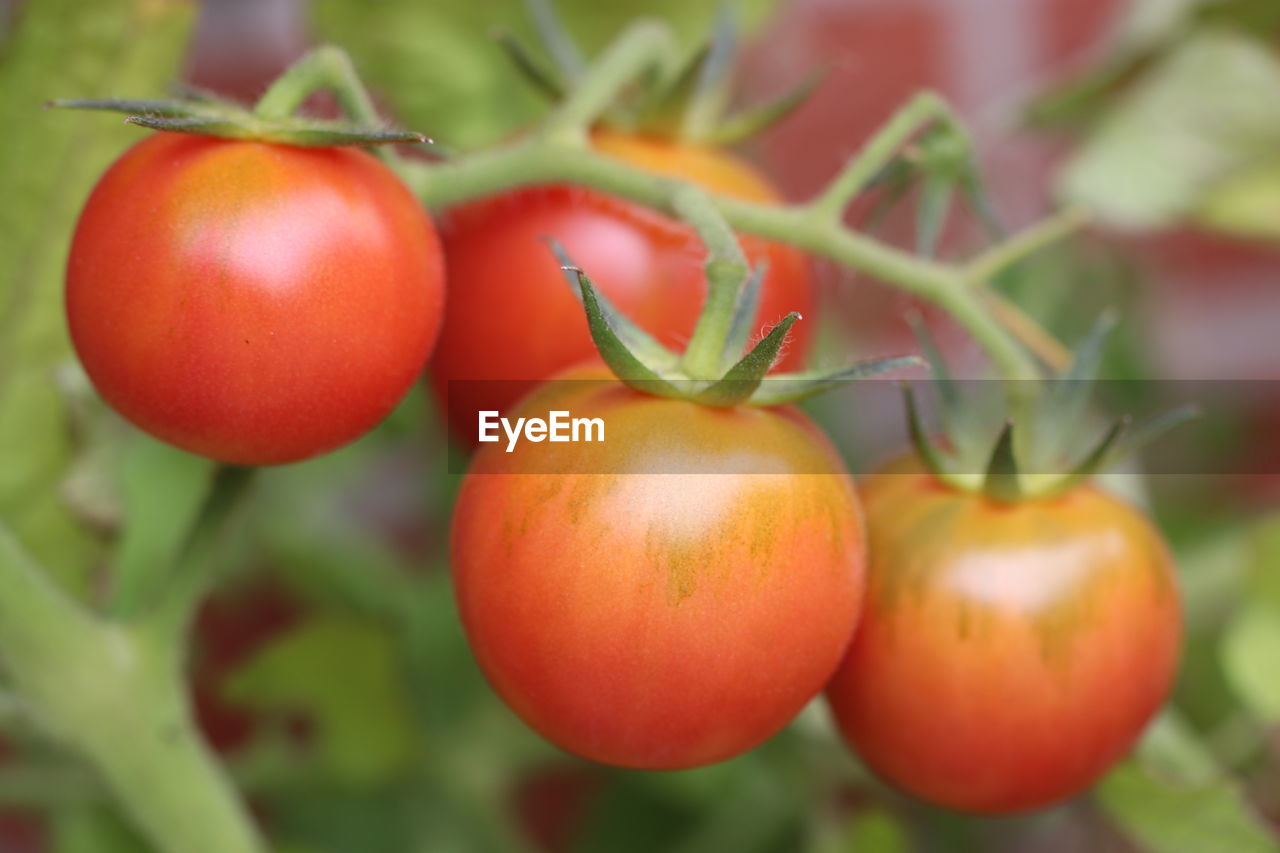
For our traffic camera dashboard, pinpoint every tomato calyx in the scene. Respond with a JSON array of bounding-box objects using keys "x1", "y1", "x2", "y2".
[
  {"x1": 48, "y1": 48, "x2": 427, "y2": 148},
  {"x1": 498, "y1": 3, "x2": 820, "y2": 146},
  {"x1": 552, "y1": 238, "x2": 917, "y2": 407},
  {"x1": 904, "y1": 313, "x2": 1198, "y2": 502}
]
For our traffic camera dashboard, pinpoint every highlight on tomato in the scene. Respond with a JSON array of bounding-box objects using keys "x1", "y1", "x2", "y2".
[
  {"x1": 429, "y1": 20, "x2": 818, "y2": 441},
  {"x1": 66, "y1": 129, "x2": 444, "y2": 466},
  {"x1": 823, "y1": 322, "x2": 1190, "y2": 814}
]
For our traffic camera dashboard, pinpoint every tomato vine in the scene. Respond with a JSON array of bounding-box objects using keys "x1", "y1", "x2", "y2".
[{"x1": 0, "y1": 18, "x2": 1099, "y2": 853}]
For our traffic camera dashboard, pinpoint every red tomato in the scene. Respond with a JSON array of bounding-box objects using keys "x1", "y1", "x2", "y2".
[
  {"x1": 825, "y1": 459, "x2": 1181, "y2": 813},
  {"x1": 66, "y1": 132, "x2": 444, "y2": 465},
  {"x1": 429, "y1": 130, "x2": 812, "y2": 442},
  {"x1": 450, "y1": 365, "x2": 865, "y2": 769}
]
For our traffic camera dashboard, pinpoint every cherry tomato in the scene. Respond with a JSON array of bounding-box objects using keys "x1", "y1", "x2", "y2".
[
  {"x1": 450, "y1": 365, "x2": 864, "y2": 769},
  {"x1": 429, "y1": 130, "x2": 812, "y2": 441},
  {"x1": 66, "y1": 132, "x2": 444, "y2": 465},
  {"x1": 824, "y1": 459, "x2": 1181, "y2": 813}
]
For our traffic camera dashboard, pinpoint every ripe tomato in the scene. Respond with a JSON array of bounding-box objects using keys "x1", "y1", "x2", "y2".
[
  {"x1": 429, "y1": 130, "x2": 812, "y2": 441},
  {"x1": 824, "y1": 459, "x2": 1181, "y2": 813},
  {"x1": 450, "y1": 365, "x2": 864, "y2": 769},
  {"x1": 66, "y1": 132, "x2": 444, "y2": 465}
]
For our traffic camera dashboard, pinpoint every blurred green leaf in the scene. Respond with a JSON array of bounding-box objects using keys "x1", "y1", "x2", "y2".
[
  {"x1": 52, "y1": 803, "x2": 149, "y2": 853},
  {"x1": 269, "y1": 784, "x2": 418, "y2": 853},
  {"x1": 1221, "y1": 603, "x2": 1280, "y2": 722},
  {"x1": 844, "y1": 808, "x2": 910, "y2": 853},
  {"x1": 308, "y1": 0, "x2": 781, "y2": 151},
  {"x1": 1059, "y1": 29, "x2": 1280, "y2": 230},
  {"x1": 0, "y1": 0, "x2": 193, "y2": 587},
  {"x1": 226, "y1": 615, "x2": 418, "y2": 786},
  {"x1": 1196, "y1": 158, "x2": 1280, "y2": 241},
  {"x1": 1098, "y1": 758, "x2": 1280, "y2": 853},
  {"x1": 1134, "y1": 712, "x2": 1221, "y2": 786}
]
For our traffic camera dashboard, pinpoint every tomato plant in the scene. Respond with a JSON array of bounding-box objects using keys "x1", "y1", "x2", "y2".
[
  {"x1": 429, "y1": 129, "x2": 811, "y2": 438},
  {"x1": 824, "y1": 458, "x2": 1182, "y2": 814},
  {"x1": 450, "y1": 365, "x2": 864, "y2": 769},
  {"x1": 66, "y1": 131, "x2": 445, "y2": 466}
]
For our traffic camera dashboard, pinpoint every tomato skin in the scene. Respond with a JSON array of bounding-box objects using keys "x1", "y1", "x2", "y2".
[
  {"x1": 66, "y1": 132, "x2": 444, "y2": 465},
  {"x1": 824, "y1": 460, "x2": 1182, "y2": 814},
  {"x1": 450, "y1": 366, "x2": 864, "y2": 769},
  {"x1": 430, "y1": 132, "x2": 812, "y2": 441}
]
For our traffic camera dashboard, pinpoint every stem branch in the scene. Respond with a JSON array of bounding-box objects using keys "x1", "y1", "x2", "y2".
[
  {"x1": 539, "y1": 21, "x2": 674, "y2": 145},
  {"x1": 0, "y1": 526, "x2": 263, "y2": 853},
  {"x1": 806, "y1": 91, "x2": 959, "y2": 224},
  {"x1": 253, "y1": 44, "x2": 381, "y2": 123},
  {"x1": 672, "y1": 185, "x2": 750, "y2": 379},
  {"x1": 965, "y1": 206, "x2": 1090, "y2": 284}
]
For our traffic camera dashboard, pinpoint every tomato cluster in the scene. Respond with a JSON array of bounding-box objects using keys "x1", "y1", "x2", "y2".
[{"x1": 66, "y1": 115, "x2": 1180, "y2": 817}]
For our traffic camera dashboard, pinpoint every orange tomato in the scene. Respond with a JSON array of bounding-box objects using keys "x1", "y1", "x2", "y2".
[
  {"x1": 825, "y1": 459, "x2": 1182, "y2": 813},
  {"x1": 450, "y1": 366, "x2": 864, "y2": 769}
]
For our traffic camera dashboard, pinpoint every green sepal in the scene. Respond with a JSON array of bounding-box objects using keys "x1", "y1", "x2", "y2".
[
  {"x1": 46, "y1": 97, "x2": 204, "y2": 116},
  {"x1": 679, "y1": 7, "x2": 738, "y2": 142},
  {"x1": 232, "y1": 122, "x2": 427, "y2": 147},
  {"x1": 548, "y1": 240, "x2": 682, "y2": 374},
  {"x1": 495, "y1": 30, "x2": 568, "y2": 100},
  {"x1": 1032, "y1": 310, "x2": 1117, "y2": 465},
  {"x1": 706, "y1": 68, "x2": 826, "y2": 147},
  {"x1": 905, "y1": 311, "x2": 987, "y2": 457},
  {"x1": 51, "y1": 98, "x2": 427, "y2": 147},
  {"x1": 1108, "y1": 403, "x2": 1202, "y2": 468},
  {"x1": 636, "y1": 42, "x2": 713, "y2": 137},
  {"x1": 1039, "y1": 416, "x2": 1129, "y2": 498},
  {"x1": 917, "y1": 173, "x2": 953, "y2": 259},
  {"x1": 748, "y1": 356, "x2": 922, "y2": 406},
  {"x1": 960, "y1": 171, "x2": 1006, "y2": 241},
  {"x1": 693, "y1": 313, "x2": 800, "y2": 406},
  {"x1": 127, "y1": 115, "x2": 426, "y2": 146},
  {"x1": 525, "y1": 0, "x2": 587, "y2": 80},
  {"x1": 572, "y1": 268, "x2": 685, "y2": 398},
  {"x1": 720, "y1": 262, "x2": 765, "y2": 370},
  {"x1": 982, "y1": 421, "x2": 1023, "y2": 503},
  {"x1": 903, "y1": 381, "x2": 954, "y2": 471}
]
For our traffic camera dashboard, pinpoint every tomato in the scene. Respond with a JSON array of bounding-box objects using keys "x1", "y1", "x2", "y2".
[
  {"x1": 824, "y1": 459, "x2": 1181, "y2": 813},
  {"x1": 450, "y1": 365, "x2": 864, "y2": 769},
  {"x1": 429, "y1": 130, "x2": 812, "y2": 441},
  {"x1": 66, "y1": 132, "x2": 444, "y2": 465}
]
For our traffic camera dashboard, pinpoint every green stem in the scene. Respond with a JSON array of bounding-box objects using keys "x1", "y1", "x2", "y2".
[
  {"x1": 806, "y1": 91, "x2": 958, "y2": 224},
  {"x1": 401, "y1": 143, "x2": 1043, "y2": 384},
  {"x1": 672, "y1": 185, "x2": 750, "y2": 379},
  {"x1": 253, "y1": 44, "x2": 381, "y2": 123},
  {"x1": 144, "y1": 465, "x2": 255, "y2": 639},
  {"x1": 0, "y1": 527, "x2": 263, "y2": 853},
  {"x1": 539, "y1": 20, "x2": 674, "y2": 144},
  {"x1": 964, "y1": 206, "x2": 1090, "y2": 284}
]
